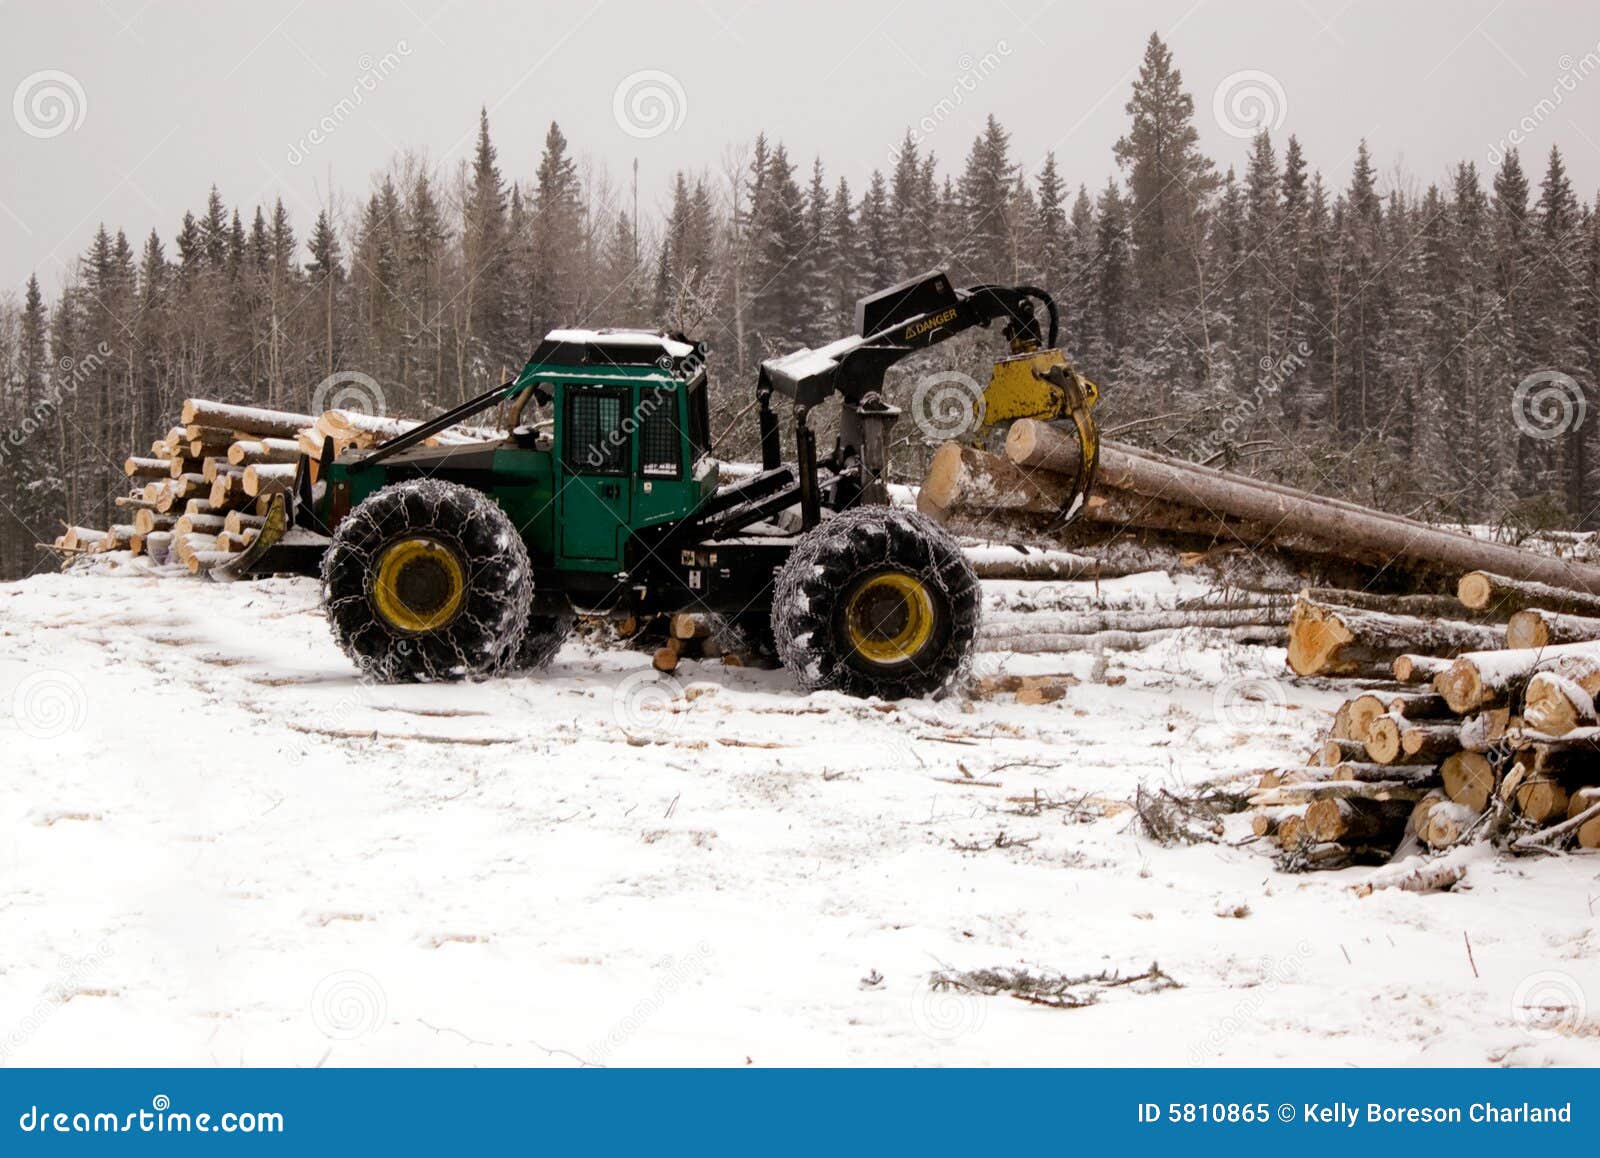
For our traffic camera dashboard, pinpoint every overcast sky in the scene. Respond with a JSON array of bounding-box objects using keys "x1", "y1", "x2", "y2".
[{"x1": 4, "y1": 0, "x2": 1600, "y2": 297}]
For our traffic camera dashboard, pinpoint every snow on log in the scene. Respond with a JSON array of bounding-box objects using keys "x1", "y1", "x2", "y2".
[
  {"x1": 1420, "y1": 801, "x2": 1480, "y2": 849},
  {"x1": 1393, "y1": 654, "x2": 1454, "y2": 684},
  {"x1": 963, "y1": 545, "x2": 1101, "y2": 581},
  {"x1": 1523, "y1": 671, "x2": 1599, "y2": 737},
  {"x1": 977, "y1": 624, "x2": 1279, "y2": 655},
  {"x1": 124, "y1": 456, "x2": 171, "y2": 479},
  {"x1": 242, "y1": 463, "x2": 297, "y2": 497},
  {"x1": 227, "y1": 437, "x2": 303, "y2": 467},
  {"x1": 1506, "y1": 608, "x2": 1600, "y2": 650},
  {"x1": 1287, "y1": 596, "x2": 1502, "y2": 678},
  {"x1": 180, "y1": 400, "x2": 317, "y2": 439},
  {"x1": 1457, "y1": 571, "x2": 1600, "y2": 617},
  {"x1": 1433, "y1": 641, "x2": 1600, "y2": 713}
]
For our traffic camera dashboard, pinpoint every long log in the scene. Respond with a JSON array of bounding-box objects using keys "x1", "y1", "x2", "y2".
[
  {"x1": 1434, "y1": 641, "x2": 1600, "y2": 714},
  {"x1": 242, "y1": 463, "x2": 296, "y2": 497},
  {"x1": 1506, "y1": 608, "x2": 1600, "y2": 649},
  {"x1": 977, "y1": 624, "x2": 1279, "y2": 655},
  {"x1": 180, "y1": 399, "x2": 317, "y2": 439},
  {"x1": 1364, "y1": 714, "x2": 1460, "y2": 765},
  {"x1": 1304, "y1": 797, "x2": 1411, "y2": 843},
  {"x1": 963, "y1": 547, "x2": 1102, "y2": 581},
  {"x1": 1287, "y1": 596, "x2": 1502, "y2": 678},
  {"x1": 227, "y1": 437, "x2": 301, "y2": 467},
  {"x1": 1005, "y1": 424, "x2": 1600, "y2": 593},
  {"x1": 982, "y1": 605, "x2": 1289, "y2": 638},
  {"x1": 132, "y1": 510, "x2": 177, "y2": 535},
  {"x1": 1458, "y1": 571, "x2": 1600, "y2": 617},
  {"x1": 918, "y1": 442, "x2": 1080, "y2": 519},
  {"x1": 1394, "y1": 654, "x2": 1455, "y2": 684},
  {"x1": 123, "y1": 456, "x2": 170, "y2": 479}
]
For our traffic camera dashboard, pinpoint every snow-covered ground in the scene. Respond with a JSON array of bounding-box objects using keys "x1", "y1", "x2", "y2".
[{"x1": 1, "y1": 566, "x2": 1597, "y2": 1067}]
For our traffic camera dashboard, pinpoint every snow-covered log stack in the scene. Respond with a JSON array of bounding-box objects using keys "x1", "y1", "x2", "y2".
[
  {"x1": 48, "y1": 396, "x2": 501, "y2": 574},
  {"x1": 1248, "y1": 574, "x2": 1600, "y2": 870}
]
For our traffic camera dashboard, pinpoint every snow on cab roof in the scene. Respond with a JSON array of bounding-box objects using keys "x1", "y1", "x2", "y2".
[{"x1": 544, "y1": 328, "x2": 696, "y2": 359}]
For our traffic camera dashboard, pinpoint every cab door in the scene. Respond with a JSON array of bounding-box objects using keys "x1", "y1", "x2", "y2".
[{"x1": 558, "y1": 386, "x2": 632, "y2": 567}]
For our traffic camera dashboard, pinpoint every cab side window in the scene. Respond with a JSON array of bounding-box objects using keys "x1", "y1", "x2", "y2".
[
  {"x1": 564, "y1": 389, "x2": 629, "y2": 475},
  {"x1": 639, "y1": 388, "x2": 681, "y2": 479}
]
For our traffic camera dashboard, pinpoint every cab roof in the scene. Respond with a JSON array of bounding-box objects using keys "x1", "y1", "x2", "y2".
[{"x1": 523, "y1": 329, "x2": 704, "y2": 384}]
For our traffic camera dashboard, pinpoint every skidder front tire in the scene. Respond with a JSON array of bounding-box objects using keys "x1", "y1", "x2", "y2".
[
  {"x1": 772, "y1": 506, "x2": 980, "y2": 699},
  {"x1": 322, "y1": 479, "x2": 532, "y2": 682}
]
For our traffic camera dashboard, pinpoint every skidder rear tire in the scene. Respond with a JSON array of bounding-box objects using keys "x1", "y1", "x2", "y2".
[
  {"x1": 772, "y1": 506, "x2": 979, "y2": 699},
  {"x1": 322, "y1": 479, "x2": 532, "y2": 682}
]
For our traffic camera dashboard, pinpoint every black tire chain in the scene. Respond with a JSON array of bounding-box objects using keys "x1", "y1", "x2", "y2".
[
  {"x1": 322, "y1": 478, "x2": 533, "y2": 682},
  {"x1": 771, "y1": 505, "x2": 980, "y2": 699}
]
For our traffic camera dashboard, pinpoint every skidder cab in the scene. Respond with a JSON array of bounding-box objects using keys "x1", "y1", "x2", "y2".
[{"x1": 228, "y1": 270, "x2": 1100, "y2": 698}]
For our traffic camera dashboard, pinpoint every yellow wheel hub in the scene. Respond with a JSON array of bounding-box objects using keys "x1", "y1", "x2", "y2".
[
  {"x1": 844, "y1": 572, "x2": 936, "y2": 665},
  {"x1": 371, "y1": 537, "x2": 466, "y2": 634}
]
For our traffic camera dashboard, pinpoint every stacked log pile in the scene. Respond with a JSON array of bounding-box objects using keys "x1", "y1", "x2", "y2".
[
  {"x1": 1247, "y1": 575, "x2": 1600, "y2": 870},
  {"x1": 47, "y1": 398, "x2": 497, "y2": 574}
]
